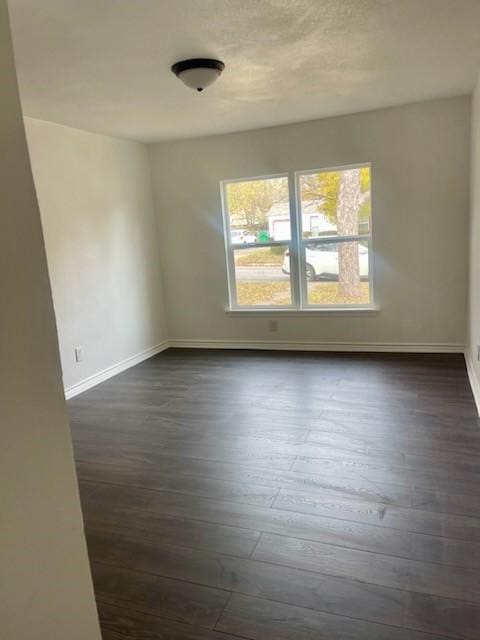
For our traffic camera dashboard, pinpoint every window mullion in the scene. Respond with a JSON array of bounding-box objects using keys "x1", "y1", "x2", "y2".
[
  {"x1": 230, "y1": 240, "x2": 290, "y2": 250},
  {"x1": 302, "y1": 233, "x2": 371, "y2": 246},
  {"x1": 293, "y1": 173, "x2": 308, "y2": 309},
  {"x1": 288, "y1": 172, "x2": 301, "y2": 309}
]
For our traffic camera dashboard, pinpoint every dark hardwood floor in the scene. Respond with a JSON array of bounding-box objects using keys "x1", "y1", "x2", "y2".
[{"x1": 69, "y1": 348, "x2": 480, "y2": 640}]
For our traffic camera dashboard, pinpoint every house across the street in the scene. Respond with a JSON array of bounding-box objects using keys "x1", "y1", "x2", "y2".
[{"x1": 266, "y1": 200, "x2": 334, "y2": 240}]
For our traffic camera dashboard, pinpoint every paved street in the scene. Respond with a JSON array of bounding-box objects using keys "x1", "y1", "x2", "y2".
[{"x1": 235, "y1": 266, "x2": 288, "y2": 281}]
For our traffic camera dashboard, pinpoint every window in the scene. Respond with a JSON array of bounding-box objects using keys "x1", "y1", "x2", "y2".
[{"x1": 221, "y1": 164, "x2": 373, "y2": 310}]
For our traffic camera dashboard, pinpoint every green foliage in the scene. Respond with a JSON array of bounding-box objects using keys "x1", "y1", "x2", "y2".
[
  {"x1": 225, "y1": 168, "x2": 371, "y2": 238},
  {"x1": 226, "y1": 178, "x2": 288, "y2": 231},
  {"x1": 300, "y1": 167, "x2": 371, "y2": 225}
]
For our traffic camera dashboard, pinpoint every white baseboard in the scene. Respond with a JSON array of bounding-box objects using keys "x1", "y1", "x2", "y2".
[
  {"x1": 168, "y1": 339, "x2": 464, "y2": 353},
  {"x1": 465, "y1": 350, "x2": 480, "y2": 416},
  {"x1": 64, "y1": 341, "x2": 169, "y2": 399},
  {"x1": 64, "y1": 339, "x2": 466, "y2": 400}
]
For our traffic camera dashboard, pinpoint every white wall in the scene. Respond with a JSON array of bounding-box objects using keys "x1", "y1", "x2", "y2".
[
  {"x1": 467, "y1": 75, "x2": 480, "y2": 408},
  {"x1": 0, "y1": 2, "x2": 101, "y2": 638},
  {"x1": 25, "y1": 117, "x2": 168, "y2": 393},
  {"x1": 149, "y1": 97, "x2": 470, "y2": 349}
]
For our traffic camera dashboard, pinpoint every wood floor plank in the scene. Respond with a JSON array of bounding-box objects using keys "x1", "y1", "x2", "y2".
[
  {"x1": 306, "y1": 427, "x2": 480, "y2": 458},
  {"x1": 84, "y1": 509, "x2": 260, "y2": 558},
  {"x1": 272, "y1": 488, "x2": 480, "y2": 542},
  {"x1": 78, "y1": 463, "x2": 279, "y2": 507},
  {"x1": 75, "y1": 439, "x2": 297, "y2": 470},
  {"x1": 92, "y1": 562, "x2": 229, "y2": 628},
  {"x1": 293, "y1": 454, "x2": 480, "y2": 496},
  {"x1": 77, "y1": 457, "x2": 413, "y2": 507},
  {"x1": 330, "y1": 388, "x2": 477, "y2": 418},
  {"x1": 74, "y1": 415, "x2": 311, "y2": 444},
  {"x1": 252, "y1": 532, "x2": 480, "y2": 602},
  {"x1": 405, "y1": 591, "x2": 480, "y2": 640},
  {"x1": 74, "y1": 428, "x2": 410, "y2": 467},
  {"x1": 216, "y1": 593, "x2": 452, "y2": 640},
  {"x1": 81, "y1": 483, "x2": 480, "y2": 567},
  {"x1": 411, "y1": 487, "x2": 480, "y2": 519},
  {"x1": 318, "y1": 407, "x2": 479, "y2": 435},
  {"x1": 86, "y1": 527, "x2": 406, "y2": 628},
  {"x1": 98, "y1": 602, "x2": 240, "y2": 640}
]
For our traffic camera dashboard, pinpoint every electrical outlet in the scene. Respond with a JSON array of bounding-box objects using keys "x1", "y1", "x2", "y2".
[
  {"x1": 268, "y1": 319, "x2": 278, "y2": 333},
  {"x1": 74, "y1": 347, "x2": 83, "y2": 363}
]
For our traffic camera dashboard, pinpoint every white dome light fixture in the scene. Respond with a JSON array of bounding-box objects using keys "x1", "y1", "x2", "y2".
[{"x1": 171, "y1": 58, "x2": 225, "y2": 92}]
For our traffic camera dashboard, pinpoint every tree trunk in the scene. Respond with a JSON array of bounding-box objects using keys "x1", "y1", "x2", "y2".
[{"x1": 337, "y1": 169, "x2": 361, "y2": 298}]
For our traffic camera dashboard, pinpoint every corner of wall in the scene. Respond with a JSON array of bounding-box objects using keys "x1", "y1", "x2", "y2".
[
  {"x1": 465, "y1": 349, "x2": 480, "y2": 415},
  {"x1": 467, "y1": 72, "x2": 480, "y2": 416},
  {"x1": 145, "y1": 142, "x2": 172, "y2": 337},
  {"x1": 24, "y1": 120, "x2": 170, "y2": 394}
]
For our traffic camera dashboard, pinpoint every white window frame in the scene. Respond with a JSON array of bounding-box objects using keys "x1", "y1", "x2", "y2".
[{"x1": 221, "y1": 163, "x2": 375, "y2": 312}]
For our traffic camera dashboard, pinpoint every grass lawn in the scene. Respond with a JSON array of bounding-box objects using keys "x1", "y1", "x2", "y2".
[
  {"x1": 235, "y1": 247, "x2": 284, "y2": 266},
  {"x1": 237, "y1": 281, "x2": 291, "y2": 305},
  {"x1": 237, "y1": 281, "x2": 370, "y2": 306}
]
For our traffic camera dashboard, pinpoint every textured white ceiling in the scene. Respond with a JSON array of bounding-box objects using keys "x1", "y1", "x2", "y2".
[{"x1": 8, "y1": 0, "x2": 480, "y2": 142}]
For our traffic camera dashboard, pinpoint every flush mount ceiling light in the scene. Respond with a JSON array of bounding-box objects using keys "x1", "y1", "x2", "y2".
[{"x1": 171, "y1": 58, "x2": 225, "y2": 92}]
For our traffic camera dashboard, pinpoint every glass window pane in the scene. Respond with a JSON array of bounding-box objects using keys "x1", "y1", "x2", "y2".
[
  {"x1": 233, "y1": 245, "x2": 291, "y2": 306},
  {"x1": 304, "y1": 240, "x2": 370, "y2": 305},
  {"x1": 225, "y1": 176, "x2": 290, "y2": 244},
  {"x1": 298, "y1": 166, "x2": 371, "y2": 239}
]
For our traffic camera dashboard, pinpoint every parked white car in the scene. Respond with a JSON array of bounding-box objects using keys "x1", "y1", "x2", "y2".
[
  {"x1": 282, "y1": 243, "x2": 369, "y2": 281},
  {"x1": 231, "y1": 229, "x2": 257, "y2": 244}
]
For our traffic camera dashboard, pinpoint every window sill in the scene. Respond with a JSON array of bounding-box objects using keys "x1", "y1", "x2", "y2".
[{"x1": 225, "y1": 306, "x2": 380, "y2": 317}]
